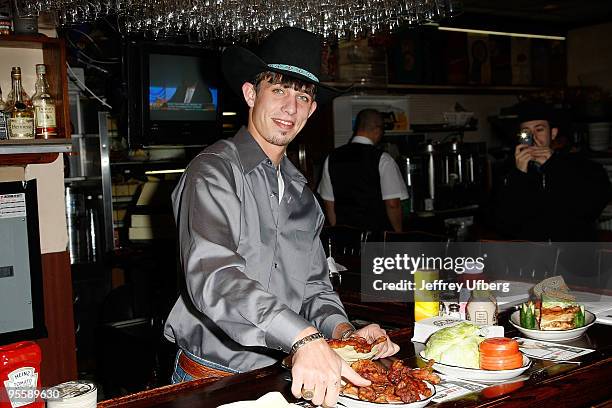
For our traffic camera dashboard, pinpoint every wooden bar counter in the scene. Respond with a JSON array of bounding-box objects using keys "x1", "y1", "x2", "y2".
[{"x1": 99, "y1": 321, "x2": 612, "y2": 408}]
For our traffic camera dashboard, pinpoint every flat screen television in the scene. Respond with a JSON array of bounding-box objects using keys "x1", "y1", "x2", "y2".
[{"x1": 127, "y1": 41, "x2": 223, "y2": 147}]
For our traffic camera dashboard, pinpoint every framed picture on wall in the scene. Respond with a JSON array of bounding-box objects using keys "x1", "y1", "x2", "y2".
[{"x1": 0, "y1": 180, "x2": 46, "y2": 345}]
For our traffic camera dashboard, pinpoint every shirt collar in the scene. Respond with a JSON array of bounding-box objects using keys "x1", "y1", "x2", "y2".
[
  {"x1": 233, "y1": 126, "x2": 307, "y2": 184},
  {"x1": 351, "y1": 135, "x2": 374, "y2": 145}
]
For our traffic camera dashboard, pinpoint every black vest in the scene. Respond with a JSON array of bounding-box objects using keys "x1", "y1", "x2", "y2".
[{"x1": 328, "y1": 142, "x2": 391, "y2": 232}]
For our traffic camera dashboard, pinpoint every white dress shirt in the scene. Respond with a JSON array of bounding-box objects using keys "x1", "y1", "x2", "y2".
[{"x1": 317, "y1": 136, "x2": 409, "y2": 201}]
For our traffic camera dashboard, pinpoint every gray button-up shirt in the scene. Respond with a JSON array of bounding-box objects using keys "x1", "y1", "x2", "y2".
[{"x1": 164, "y1": 127, "x2": 349, "y2": 372}]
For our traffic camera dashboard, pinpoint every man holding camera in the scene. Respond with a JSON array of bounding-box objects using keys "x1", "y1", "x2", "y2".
[{"x1": 490, "y1": 102, "x2": 612, "y2": 241}]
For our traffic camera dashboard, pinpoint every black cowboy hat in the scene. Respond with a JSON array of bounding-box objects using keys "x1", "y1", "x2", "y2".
[
  {"x1": 221, "y1": 26, "x2": 345, "y2": 103},
  {"x1": 514, "y1": 101, "x2": 558, "y2": 127}
]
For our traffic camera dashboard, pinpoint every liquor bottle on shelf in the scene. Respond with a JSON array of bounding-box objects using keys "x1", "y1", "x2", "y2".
[
  {"x1": 6, "y1": 67, "x2": 32, "y2": 108},
  {"x1": 32, "y1": 64, "x2": 58, "y2": 139},
  {"x1": 0, "y1": 85, "x2": 8, "y2": 140},
  {"x1": 7, "y1": 67, "x2": 35, "y2": 140}
]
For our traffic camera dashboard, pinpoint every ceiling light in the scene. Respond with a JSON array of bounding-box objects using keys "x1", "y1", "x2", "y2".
[{"x1": 437, "y1": 26, "x2": 565, "y2": 41}]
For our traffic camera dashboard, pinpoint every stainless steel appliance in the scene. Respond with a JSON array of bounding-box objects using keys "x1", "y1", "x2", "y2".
[
  {"x1": 65, "y1": 187, "x2": 104, "y2": 264},
  {"x1": 64, "y1": 107, "x2": 114, "y2": 263},
  {"x1": 400, "y1": 139, "x2": 486, "y2": 212}
]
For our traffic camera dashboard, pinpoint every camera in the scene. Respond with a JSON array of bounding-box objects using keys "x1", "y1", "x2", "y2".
[{"x1": 517, "y1": 128, "x2": 534, "y2": 146}]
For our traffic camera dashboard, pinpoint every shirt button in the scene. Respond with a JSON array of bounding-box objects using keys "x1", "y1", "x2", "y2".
[
  {"x1": 266, "y1": 159, "x2": 272, "y2": 165},
  {"x1": 274, "y1": 263, "x2": 278, "y2": 268}
]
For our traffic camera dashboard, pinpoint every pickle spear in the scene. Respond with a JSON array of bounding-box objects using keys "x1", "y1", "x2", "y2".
[{"x1": 520, "y1": 302, "x2": 537, "y2": 329}]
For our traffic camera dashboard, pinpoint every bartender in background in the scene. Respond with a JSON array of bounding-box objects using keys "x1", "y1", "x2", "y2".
[
  {"x1": 489, "y1": 102, "x2": 612, "y2": 241},
  {"x1": 318, "y1": 109, "x2": 409, "y2": 232}
]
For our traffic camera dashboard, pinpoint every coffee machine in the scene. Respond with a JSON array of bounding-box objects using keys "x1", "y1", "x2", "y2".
[{"x1": 403, "y1": 139, "x2": 486, "y2": 212}]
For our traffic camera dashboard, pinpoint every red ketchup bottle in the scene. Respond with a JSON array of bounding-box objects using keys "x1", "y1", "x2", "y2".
[{"x1": 0, "y1": 341, "x2": 43, "y2": 408}]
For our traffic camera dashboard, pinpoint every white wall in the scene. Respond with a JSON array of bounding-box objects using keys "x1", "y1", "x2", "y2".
[
  {"x1": 408, "y1": 94, "x2": 519, "y2": 146},
  {"x1": 333, "y1": 93, "x2": 519, "y2": 148}
]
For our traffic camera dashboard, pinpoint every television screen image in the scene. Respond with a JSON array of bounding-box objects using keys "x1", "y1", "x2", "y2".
[{"x1": 149, "y1": 53, "x2": 218, "y2": 121}]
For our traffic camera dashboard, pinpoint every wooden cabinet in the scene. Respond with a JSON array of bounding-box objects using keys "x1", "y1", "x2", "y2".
[
  {"x1": 0, "y1": 35, "x2": 70, "y2": 136},
  {"x1": 1, "y1": 35, "x2": 71, "y2": 166},
  {"x1": 0, "y1": 35, "x2": 77, "y2": 386}
]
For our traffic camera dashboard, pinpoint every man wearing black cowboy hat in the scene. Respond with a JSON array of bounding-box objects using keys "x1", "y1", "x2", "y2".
[
  {"x1": 489, "y1": 101, "x2": 612, "y2": 241},
  {"x1": 164, "y1": 27, "x2": 398, "y2": 407}
]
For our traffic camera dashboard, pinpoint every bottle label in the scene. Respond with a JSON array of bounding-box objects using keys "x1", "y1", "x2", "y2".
[
  {"x1": 35, "y1": 105, "x2": 57, "y2": 128},
  {"x1": 0, "y1": 112, "x2": 8, "y2": 140},
  {"x1": 474, "y1": 310, "x2": 489, "y2": 325},
  {"x1": 8, "y1": 117, "x2": 35, "y2": 139}
]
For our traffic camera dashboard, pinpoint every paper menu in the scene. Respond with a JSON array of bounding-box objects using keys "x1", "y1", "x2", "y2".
[
  {"x1": 432, "y1": 375, "x2": 486, "y2": 403},
  {"x1": 514, "y1": 337, "x2": 594, "y2": 361}
]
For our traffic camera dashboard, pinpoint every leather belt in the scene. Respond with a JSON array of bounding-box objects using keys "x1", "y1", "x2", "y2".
[{"x1": 178, "y1": 352, "x2": 234, "y2": 380}]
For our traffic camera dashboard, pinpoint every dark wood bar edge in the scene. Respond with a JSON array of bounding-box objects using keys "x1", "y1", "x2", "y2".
[
  {"x1": 96, "y1": 325, "x2": 612, "y2": 407},
  {"x1": 97, "y1": 377, "x2": 220, "y2": 408},
  {"x1": 0, "y1": 152, "x2": 61, "y2": 166},
  {"x1": 96, "y1": 328, "x2": 412, "y2": 408}
]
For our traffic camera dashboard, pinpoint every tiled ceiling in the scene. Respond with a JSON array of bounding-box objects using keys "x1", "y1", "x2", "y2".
[{"x1": 462, "y1": 0, "x2": 612, "y2": 28}]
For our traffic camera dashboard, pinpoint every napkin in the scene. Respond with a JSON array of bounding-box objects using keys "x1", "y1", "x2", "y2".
[
  {"x1": 327, "y1": 256, "x2": 347, "y2": 273},
  {"x1": 216, "y1": 392, "x2": 300, "y2": 408}
]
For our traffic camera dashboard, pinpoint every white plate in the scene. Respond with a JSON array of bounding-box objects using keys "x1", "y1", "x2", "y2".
[
  {"x1": 509, "y1": 310, "x2": 596, "y2": 342},
  {"x1": 418, "y1": 351, "x2": 531, "y2": 382},
  {"x1": 337, "y1": 381, "x2": 435, "y2": 408}
]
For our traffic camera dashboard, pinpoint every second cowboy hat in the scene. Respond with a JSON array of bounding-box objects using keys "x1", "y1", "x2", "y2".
[
  {"x1": 514, "y1": 101, "x2": 558, "y2": 126},
  {"x1": 221, "y1": 26, "x2": 344, "y2": 103}
]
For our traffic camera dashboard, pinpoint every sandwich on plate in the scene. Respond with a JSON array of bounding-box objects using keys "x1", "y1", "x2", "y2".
[{"x1": 538, "y1": 290, "x2": 585, "y2": 331}]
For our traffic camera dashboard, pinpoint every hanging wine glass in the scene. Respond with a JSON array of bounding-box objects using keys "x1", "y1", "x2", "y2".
[{"x1": 18, "y1": 0, "x2": 459, "y2": 41}]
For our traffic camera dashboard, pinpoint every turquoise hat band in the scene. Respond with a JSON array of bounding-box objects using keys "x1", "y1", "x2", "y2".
[{"x1": 267, "y1": 63, "x2": 319, "y2": 83}]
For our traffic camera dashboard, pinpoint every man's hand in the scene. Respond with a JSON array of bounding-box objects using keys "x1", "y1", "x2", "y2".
[
  {"x1": 291, "y1": 328, "x2": 370, "y2": 407},
  {"x1": 529, "y1": 146, "x2": 553, "y2": 165},
  {"x1": 354, "y1": 323, "x2": 400, "y2": 359},
  {"x1": 515, "y1": 144, "x2": 533, "y2": 173}
]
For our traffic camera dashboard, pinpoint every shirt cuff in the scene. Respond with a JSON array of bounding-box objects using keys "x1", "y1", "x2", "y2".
[
  {"x1": 382, "y1": 192, "x2": 409, "y2": 200},
  {"x1": 318, "y1": 193, "x2": 334, "y2": 201},
  {"x1": 265, "y1": 309, "x2": 312, "y2": 353},
  {"x1": 319, "y1": 314, "x2": 350, "y2": 339}
]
